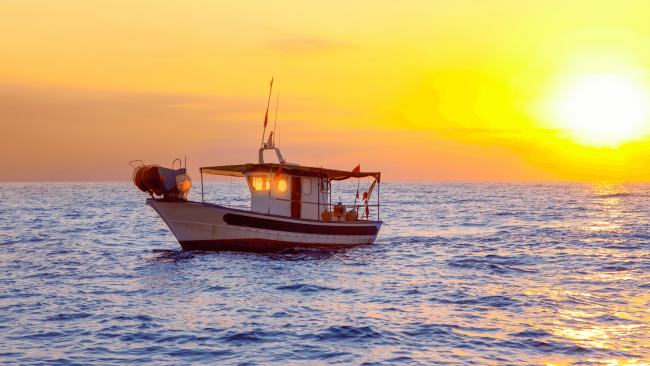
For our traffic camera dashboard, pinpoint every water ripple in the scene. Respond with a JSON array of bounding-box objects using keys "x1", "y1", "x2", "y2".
[{"x1": 1, "y1": 182, "x2": 649, "y2": 365}]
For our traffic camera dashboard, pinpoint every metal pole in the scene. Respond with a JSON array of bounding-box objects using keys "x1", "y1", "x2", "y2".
[
  {"x1": 201, "y1": 170, "x2": 204, "y2": 203},
  {"x1": 260, "y1": 78, "x2": 274, "y2": 147},
  {"x1": 329, "y1": 180, "x2": 331, "y2": 211},
  {"x1": 374, "y1": 181, "x2": 379, "y2": 221},
  {"x1": 273, "y1": 91, "x2": 279, "y2": 146}
]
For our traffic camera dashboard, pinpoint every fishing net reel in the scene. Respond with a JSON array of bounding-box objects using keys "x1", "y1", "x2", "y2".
[{"x1": 130, "y1": 159, "x2": 192, "y2": 200}]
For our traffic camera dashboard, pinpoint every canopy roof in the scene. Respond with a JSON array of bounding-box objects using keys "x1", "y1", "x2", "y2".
[{"x1": 200, "y1": 163, "x2": 380, "y2": 182}]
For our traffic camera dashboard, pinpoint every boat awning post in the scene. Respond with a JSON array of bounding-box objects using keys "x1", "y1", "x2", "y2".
[{"x1": 201, "y1": 170, "x2": 204, "y2": 203}]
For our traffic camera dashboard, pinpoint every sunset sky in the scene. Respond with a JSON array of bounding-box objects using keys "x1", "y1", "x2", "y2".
[{"x1": 3, "y1": 0, "x2": 650, "y2": 181}]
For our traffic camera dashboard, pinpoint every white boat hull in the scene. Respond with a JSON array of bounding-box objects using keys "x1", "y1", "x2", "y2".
[{"x1": 146, "y1": 199, "x2": 382, "y2": 251}]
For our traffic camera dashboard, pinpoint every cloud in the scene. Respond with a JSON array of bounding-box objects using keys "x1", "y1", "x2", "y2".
[
  {"x1": 0, "y1": 82, "x2": 265, "y2": 181},
  {"x1": 432, "y1": 125, "x2": 650, "y2": 181},
  {"x1": 0, "y1": 81, "x2": 561, "y2": 182}
]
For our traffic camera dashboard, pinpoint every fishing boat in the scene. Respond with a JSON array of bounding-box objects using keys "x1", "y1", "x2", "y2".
[{"x1": 130, "y1": 84, "x2": 382, "y2": 251}]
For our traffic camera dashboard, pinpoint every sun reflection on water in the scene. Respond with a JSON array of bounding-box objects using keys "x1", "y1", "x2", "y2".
[
  {"x1": 551, "y1": 323, "x2": 645, "y2": 349},
  {"x1": 580, "y1": 183, "x2": 631, "y2": 232},
  {"x1": 547, "y1": 360, "x2": 650, "y2": 366},
  {"x1": 530, "y1": 182, "x2": 650, "y2": 365}
]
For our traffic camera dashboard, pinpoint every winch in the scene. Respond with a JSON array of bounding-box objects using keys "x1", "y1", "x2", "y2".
[{"x1": 130, "y1": 159, "x2": 192, "y2": 200}]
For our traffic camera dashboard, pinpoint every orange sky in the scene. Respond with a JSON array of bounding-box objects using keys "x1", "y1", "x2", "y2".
[{"x1": 3, "y1": 0, "x2": 650, "y2": 181}]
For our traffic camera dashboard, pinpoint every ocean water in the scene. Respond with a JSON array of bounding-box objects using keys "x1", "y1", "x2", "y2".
[{"x1": 1, "y1": 182, "x2": 649, "y2": 365}]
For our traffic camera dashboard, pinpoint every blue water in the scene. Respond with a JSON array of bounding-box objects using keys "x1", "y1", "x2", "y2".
[{"x1": 1, "y1": 182, "x2": 649, "y2": 365}]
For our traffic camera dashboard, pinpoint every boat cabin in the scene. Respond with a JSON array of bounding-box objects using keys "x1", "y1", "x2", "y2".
[{"x1": 199, "y1": 147, "x2": 380, "y2": 222}]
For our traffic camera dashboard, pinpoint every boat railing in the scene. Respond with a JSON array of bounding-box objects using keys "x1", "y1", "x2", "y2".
[
  {"x1": 198, "y1": 198, "x2": 378, "y2": 211},
  {"x1": 200, "y1": 197, "x2": 377, "y2": 221},
  {"x1": 267, "y1": 197, "x2": 379, "y2": 221},
  {"x1": 269, "y1": 197, "x2": 379, "y2": 208}
]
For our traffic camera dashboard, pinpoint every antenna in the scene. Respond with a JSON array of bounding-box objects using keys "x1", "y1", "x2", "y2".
[{"x1": 272, "y1": 91, "x2": 279, "y2": 146}]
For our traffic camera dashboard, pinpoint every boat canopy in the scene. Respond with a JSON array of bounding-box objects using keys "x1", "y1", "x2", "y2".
[{"x1": 200, "y1": 163, "x2": 380, "y2": 182}]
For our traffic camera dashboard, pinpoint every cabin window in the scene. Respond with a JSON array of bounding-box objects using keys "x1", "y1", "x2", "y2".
[
  {"x1": 276, "y1": 176, "x2": 288, "y2": 193},
  {"x1": 249, "y1": 175, "x2": 270, "y2": 191},
  {"x1": 302, "y1": 178, "x2": 312, "y2": 195}
]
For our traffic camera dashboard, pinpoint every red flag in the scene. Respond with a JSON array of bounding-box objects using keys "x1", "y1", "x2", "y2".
[
  {"x1": 264, "y1": 78, "x2": 274, "y2": 128},
  {"x1": 273, "y1": 160, "x2": 285, "y2": 181},
  {"x1": 352, "y1": 164, "x2": 360, "y2": 173}
]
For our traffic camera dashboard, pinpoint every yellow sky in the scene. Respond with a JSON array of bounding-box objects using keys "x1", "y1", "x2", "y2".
[{"x1": 2, "y1": 0, "x2": 650, "y2": 181}]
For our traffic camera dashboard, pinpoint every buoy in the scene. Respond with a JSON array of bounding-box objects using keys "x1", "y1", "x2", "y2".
[
  {"x1": 345, "y1": 209, "x2": 358, "y2": 221},
  {"x1": 321, "y1": 210, "x2": 332, "y2": 221}
]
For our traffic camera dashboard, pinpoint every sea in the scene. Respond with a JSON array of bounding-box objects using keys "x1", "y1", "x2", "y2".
[{"x1": 1, "y1": 182, "x2": 649, "y2": 365}]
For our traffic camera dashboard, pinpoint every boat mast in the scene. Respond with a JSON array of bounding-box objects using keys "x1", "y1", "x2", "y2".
[
  {"x1": 260, "y1": 77, "x2": 274, "y2": 148},
  {"x1": 273, "y1": 91, "x2": 279, "y2": 146}
]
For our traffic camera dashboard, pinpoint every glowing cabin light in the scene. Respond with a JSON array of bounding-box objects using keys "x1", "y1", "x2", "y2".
[
  {"x1": 175, "y1": 174, "x2": 192, "y2": 200},
  {"x1": 249, "y1": 176, "x2": 270, "y2": 191},
  {"x1": 277, "y1": 177, "x2": 288, "y2": 193},
  {"x1": 558, "y1": 73, "x2": 650, "y2": 146}
]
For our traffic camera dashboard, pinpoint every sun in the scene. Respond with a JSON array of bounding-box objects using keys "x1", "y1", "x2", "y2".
[{"x1": 558, "y1": 73, "x2": 650, "y2": 146}]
